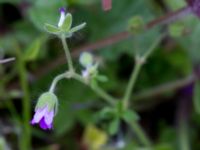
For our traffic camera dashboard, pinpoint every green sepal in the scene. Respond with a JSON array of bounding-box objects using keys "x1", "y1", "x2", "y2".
[
  {"x1": 44, "y1": 23, "x2": 61, "y2": 34},
  {"x1": 61, "y1": 13, "x2": 72, "y2": 32},
  {"x1": 35, "y1": 92, "x2": 58, "y2": 112},
  {"x1": 70, "y1": 22, "x2": 86, "y2": 33}
]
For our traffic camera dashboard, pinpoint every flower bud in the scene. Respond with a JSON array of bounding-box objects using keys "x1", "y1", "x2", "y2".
[
  {"x1": 79, "y1": 52, "x2": 93, "y2": 68},
  {"x1": 128, "y1": 16, "x2": 145, "y2": 34},
  {"x1": 31, "y1": 92, "x2": 58, "y2": 130}
]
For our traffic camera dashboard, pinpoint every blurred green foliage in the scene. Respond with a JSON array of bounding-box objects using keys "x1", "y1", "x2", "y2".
[{"x1": 0, "y1": 0, "x2": 200, "y2": 149}]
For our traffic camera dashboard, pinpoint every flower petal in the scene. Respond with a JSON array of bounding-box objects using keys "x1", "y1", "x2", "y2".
[
  {"x1": 82, "y1": 69, "x2": 89, "y2": 78},
  {"x1": 58, "y1": 9, "x2": 66, "y2": 27},
  {"x1": 44, "y1": 110, "x2": 54, "y2": 126},
  {"x1": 39, "y1": 117, "x2": 48, "y2": 130},
  {"x1": 31, "y1": 106, "x2": 48, "y2": 124}
]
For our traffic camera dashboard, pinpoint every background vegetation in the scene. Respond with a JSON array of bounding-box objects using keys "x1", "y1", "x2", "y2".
[{"x1": 0, "y1": 0, "x2": 200, "y2": 149}]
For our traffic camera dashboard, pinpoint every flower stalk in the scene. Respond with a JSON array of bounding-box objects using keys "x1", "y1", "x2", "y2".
[
  {"x1": 123, "y1": 57, "x2": 143, "y2": 109},
  {"x1": 60, "y1": 35, "x2": 74, "y2": 73},
  {"x1": 123, "y1": 36, "x2": 163, "y2": 109},
  {"x1": 49, "y1": 73, "x2": 68, "y2": 93},
  {"x1": 126, "y1": 120, "x2": 151, "y2": 147}
]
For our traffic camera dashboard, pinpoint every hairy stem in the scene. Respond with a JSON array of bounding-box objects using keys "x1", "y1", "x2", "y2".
[
  {"x1": 123, "y1": 36, "x2": 163, "y2": 108},
  {"x1": 60, "y1": 35, "x2": 74, "y2": 72},
  {"x1": 123, "y1": 61, "x2": 143, "y2": 108},
  {"x1": 49, "y1": 73, "x2": 68, "y2": 93}
]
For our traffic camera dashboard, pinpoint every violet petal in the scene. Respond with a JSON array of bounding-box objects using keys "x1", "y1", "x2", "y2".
[
  {"x1": 39, "y1": 117, "x2": 49, "y2": 130},
  {"x1": 31, "y1": 106, "x2": 47, "y2": 124},
  {"x1": 44, "y1": 110, "x2": 54, "y2": 126},
  {"x1": 59, "y1": 7, "x2": 66, "y2": 13}
]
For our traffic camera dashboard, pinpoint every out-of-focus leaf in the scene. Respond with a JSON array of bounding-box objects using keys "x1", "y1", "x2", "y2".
[
  {"x1": 193, "y1": 80, "x2": 200, "y2": 114},
  {"x1": 108, "y1": 118, "x2": 119, "y2": 135},
  {"x1": 23, "y1": 37, "x2": 43, "y2": 61}
]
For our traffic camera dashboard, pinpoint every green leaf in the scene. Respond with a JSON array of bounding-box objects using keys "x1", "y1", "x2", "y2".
[
  {"x1": 108, "y1": 118, "x2": 120, "y2": 135},
  {"x1": 96, "y1": 75, "x2": 108, "y2": 82},
  {"x1": 44, "y1": 23, "x2": 61, "y2": 34},
  {"x1": 70, "y1": 22, "x2": 86, "y2": 33},
  {"x1": 123, "y1": 110, "x2": 140, "y2": 122},
  {"x1": 193, "y1": 80, "x2": 200, "y2": 114},
  {"x1": 23, "y1": 37, "x2": 43, "y2": 61},
  {"x1": 61, "y1": 13, "x2": 72, "y2": 31}
]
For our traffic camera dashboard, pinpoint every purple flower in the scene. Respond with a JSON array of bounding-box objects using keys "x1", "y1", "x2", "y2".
[
  {"x1": 59, "y1": 7, "x2": 66, "y2": 13},
  {"x1": 187, "y1": 0, "x2": 200, "y2": 17},
  {"x1": 58, "y1": 7, "x2": 67, "y2": 27},
  {"x1": 31, "y1": 92, "x2": 58, "y2": 130},
  {"x1": 31, "y1": 106, "x2": 54, "y2": 130}
]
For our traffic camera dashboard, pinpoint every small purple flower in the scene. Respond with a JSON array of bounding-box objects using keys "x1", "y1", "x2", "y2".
[
  {"x1": 187, "y1": 0, "x2": 200, "y2": 17},
  {"x1": 31, "y1": 92, "x2": 58, "y2": 130},
  {"x1": 58, "y1": 7, "x2": 67, "y2": 27},
  {"x1": 59, "y1": 7, "x2": 66, "y2": 13},
  {"x1": 31, "y1": 106, "x2": 54, "y2": 130}
]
